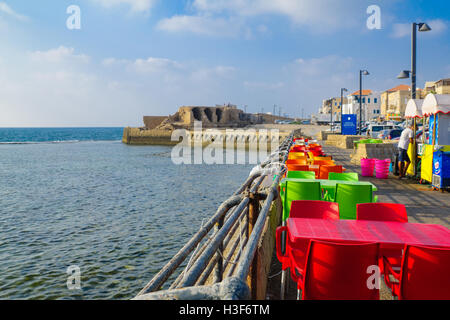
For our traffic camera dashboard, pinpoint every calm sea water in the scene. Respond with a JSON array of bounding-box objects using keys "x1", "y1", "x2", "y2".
[{"x1": 0, "y1": 128, "x2": 254, "y2": 299}]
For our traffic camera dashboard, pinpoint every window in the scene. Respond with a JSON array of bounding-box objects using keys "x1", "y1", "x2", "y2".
[
  {"x1": 362, "y1": 98, "x2": 366, "y2": 103},
  {"x1": 368, "y1": 98, "x2": 371, "y2": 103},
  {"x1": 374, "y1": 98, "x2": 378, "y2": 103}
]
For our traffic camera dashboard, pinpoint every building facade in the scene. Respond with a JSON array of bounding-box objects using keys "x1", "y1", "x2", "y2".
[
  {"x1": 319, "y1": 97, "x2": 349, "y2": 122},
  {"x1": 380, "y1": 84, "x2": 412, "y2": 120},
  {"x1": 342, "y1": 90, "x2": 381, "y2": 123}
]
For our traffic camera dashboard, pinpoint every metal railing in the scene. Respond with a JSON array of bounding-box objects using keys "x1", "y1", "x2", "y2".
[{"x1": 134, "y1": 133, "x2": 294, "y2": 300}]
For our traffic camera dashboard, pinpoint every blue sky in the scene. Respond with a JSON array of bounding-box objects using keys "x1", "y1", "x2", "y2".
[{"x1": 0, "y1": 0, "x2": 449, "y2": 126}]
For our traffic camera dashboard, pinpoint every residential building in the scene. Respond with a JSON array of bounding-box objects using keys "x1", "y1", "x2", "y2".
[
  {"x1": 423, "y1": 78, "x2": 450, "y2": 95},
  {"x1": 342, "y1": 90, "x2": 381, "y2": 123},
  {"x1": 319, "y1": 97, "x2": 349, "y2": 122},
  {"x1": 380, "y1": 84, "x2": 411, "y2": 120}
]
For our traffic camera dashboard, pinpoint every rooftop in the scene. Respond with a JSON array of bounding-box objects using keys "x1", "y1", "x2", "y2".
[{"x1": 350, "y1": 89, "x2": 373, "y2": 96}]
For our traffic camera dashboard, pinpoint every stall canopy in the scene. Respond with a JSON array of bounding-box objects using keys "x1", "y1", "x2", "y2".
[
  {"x1": 422, "y1": 94, "x2": 450, "y2": 116},
  {"x1": 405, "y1": 99, "x2": 424, "y2": 118}
]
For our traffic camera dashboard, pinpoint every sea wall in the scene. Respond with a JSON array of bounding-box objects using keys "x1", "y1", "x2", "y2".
[{"x1": 123, "y1": 127, "x2": 292, "y2": 150}]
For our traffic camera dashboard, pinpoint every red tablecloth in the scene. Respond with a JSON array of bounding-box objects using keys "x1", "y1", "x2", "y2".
[{"x1": 287, "y1": 218, "x2": 450, "y2": 248}]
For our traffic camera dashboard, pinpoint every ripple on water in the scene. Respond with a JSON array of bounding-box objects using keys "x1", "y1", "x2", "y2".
[{"x1": 0, "y1": 141, "x2": 253, "y2": 299}]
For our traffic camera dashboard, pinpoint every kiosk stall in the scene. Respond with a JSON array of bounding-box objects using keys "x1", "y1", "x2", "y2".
[{"x1": 421, "y1": 94, "x2": 450, "y2": 190}]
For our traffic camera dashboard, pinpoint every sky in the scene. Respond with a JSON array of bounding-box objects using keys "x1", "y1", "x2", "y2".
[{"x1": 0, "y1": 0, "x2": 449, "y2": 127}]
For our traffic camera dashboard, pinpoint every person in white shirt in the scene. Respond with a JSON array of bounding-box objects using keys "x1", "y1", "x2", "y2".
[{"x1": 397, "y1": 124, "x2": 415, "y2": 179}]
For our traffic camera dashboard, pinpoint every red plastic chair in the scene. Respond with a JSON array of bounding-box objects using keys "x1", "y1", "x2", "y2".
[
  {"x1": 356, "y1": 203, "x2": 408, "y2": 222},
  {"x1": 290, "y1": 200, "x2": 339, "y2": 219},
  {"x1": 276, "y1": 202, "x2": 340, "y2": 284},
  {"x1": 319, "y1": 165, "x2": 343, "y2": 180},
  {"x1": 383, "y1": 245, "x2": 450, "y2": 300},
  {"x1": 291, "y1": 240, "x2": 381, "y2": 300},
  {"x1": 357, "y1": 203, "x2": 408, "y2": 271}
]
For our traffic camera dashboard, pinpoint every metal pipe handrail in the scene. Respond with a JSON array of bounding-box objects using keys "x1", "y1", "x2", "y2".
[
  {"x1": 137, "y1": 194, "x2": 243, "y2": 295},
  {"x1": 135, "y1": 132, "x2": 294, "y2": 298},
  {"x1": 178, "y1": 197, "x2": 250, "y2": 287}
]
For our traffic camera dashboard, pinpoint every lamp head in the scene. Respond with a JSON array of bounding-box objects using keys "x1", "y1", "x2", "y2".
[
  {"x1": 397, "y1": 70, "x2": 411, "y2": 79},
  {"x1": 418, "y1": 23, "x2": 432, "y2": 32},
  {"x1": 361, "y1": 70, "x2": 370, "y2": 76}
]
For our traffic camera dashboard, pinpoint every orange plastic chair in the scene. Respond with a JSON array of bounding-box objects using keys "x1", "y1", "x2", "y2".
[
  {"x1": 288, "y1": 153, "x2": 308, "y2": 160},
  {"x1": 308, "y1": 165, "x2": 320, "y2": 178},
  {"x1": 319, "y1": 165, "x2": 344, "y2": 180},
  {"x1": 287, "y1": 164, "x2": 310, "y2": 172},
  {"x1": 383, "y1": 245, "x2": 450, "y2": 300},
  {"x1": 313, "y1": 160, "x2": 335, "y2": 166},
  {"x1": 291, "y1": 240, "x2": 381, "y2": 300},
  {"x1": 286, "y1": 159, "x2": 308, "y2": 165},
  {"x1": 314, "y1": 156, "x2": 332, "y2": 161}
]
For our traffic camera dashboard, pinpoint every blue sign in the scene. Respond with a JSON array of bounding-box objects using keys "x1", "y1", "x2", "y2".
[{"x1": 341, "y1": 114, "x2": 357, "y2": 135}]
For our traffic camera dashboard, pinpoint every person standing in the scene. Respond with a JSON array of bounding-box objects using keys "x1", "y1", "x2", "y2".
[{"x1": 397, "y1": 123, "x2": 415, "y2": 179}]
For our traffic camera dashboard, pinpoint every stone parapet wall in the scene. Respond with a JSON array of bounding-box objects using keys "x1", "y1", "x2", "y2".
[
  {"x1": 350, "y1": 142, "x2": 397, "y2": 164},
  {"x1": 123, "y1": 127, "x2": 292, "y2": 149},
  {"x1": 325, "y1": 134, "x2": 362, "y2": 149}
]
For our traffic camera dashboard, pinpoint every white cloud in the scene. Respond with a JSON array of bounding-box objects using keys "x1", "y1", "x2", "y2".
[
  {"x1": 192, "y1": 0, "x2": 364, "y2": 28},
  {"x1": 0, "y1": 2, "x2": 29, "y2": 21},
  {"x1": 428, "y1": 19, "x2": 448, "y2": 33},
  {"x1": 30, "y1": 46, "x2": 90, "y2": 64},
  {"x1": 91, "y1": 0, "x2": 156, "y2": 13},
  {"x1": 391, "y1": 23, "x2": 410, "y2": 38},
  {"x1": 157, "y1": 0, "x2": 369, "y2": 37},
  {"x1": 157, "y1": 15, "x2": 247, "y2": 37},
  {"x1": 392, "y1": 19, "x2": 447, "y2": 38},
  {"x1": 244, "y1": 81, "x2": 284, "y2": 90}
]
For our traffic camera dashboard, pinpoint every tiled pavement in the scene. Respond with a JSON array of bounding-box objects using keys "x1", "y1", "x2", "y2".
[{"x1": 266, "y1": 142, "x2": 450, "y2": 300}]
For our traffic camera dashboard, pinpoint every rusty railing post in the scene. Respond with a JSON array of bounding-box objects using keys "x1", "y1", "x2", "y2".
[{"x1": 247, "y1": 191, "x2": 260, "y2": 299}]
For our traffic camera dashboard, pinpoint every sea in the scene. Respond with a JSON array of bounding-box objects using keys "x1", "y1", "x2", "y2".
[{"x1": 0, "y1": 128, "x2": 254, "y2": 299}]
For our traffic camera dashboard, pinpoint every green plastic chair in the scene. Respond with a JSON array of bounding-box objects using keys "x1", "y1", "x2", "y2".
[
  {"x1": 280, "y1": 181, "x2": 322, "y2": 221},
  {"x1": 334, "y1": 183, "x2": 374, "y2": 220},
  {"x1": 324, "y1": 172, "x2": 360, "y2": 200},
  {"x1": 328, "y1": 172, "x2": 359, "y2": 181},
  {"x1": 287, "y1": 171, "x2": 316, "y2": 179}
]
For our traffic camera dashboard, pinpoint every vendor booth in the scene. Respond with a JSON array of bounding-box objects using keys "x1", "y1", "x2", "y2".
[
  {"x1": 420, "y1": 94, "x2": 450, "y2": 190},
  {"x1": 404, "y1": 99, "x2": 424, "y2": 177}
]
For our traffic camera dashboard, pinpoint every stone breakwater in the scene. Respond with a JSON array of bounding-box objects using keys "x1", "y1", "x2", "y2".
[{"x1": 122, "y1": 127, "x2": 294, "y2": 150}]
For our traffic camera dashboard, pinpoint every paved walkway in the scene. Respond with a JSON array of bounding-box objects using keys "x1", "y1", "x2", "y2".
[
  {"x1": 321, "y1": 142, "x2": 450, "y2": 228},
  {"x1": 266, "y1": 141, "x2": 450, "y2": 300}
]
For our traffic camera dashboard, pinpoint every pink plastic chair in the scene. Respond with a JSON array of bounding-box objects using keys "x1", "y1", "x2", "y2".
[{"x1": 383, "y1": 245, "x2": 450, "y2": 300}]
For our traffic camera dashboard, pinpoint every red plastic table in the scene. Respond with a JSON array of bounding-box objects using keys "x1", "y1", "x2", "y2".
[{"x1": 287, "y1": 218, "x2": 450, "y2": 248}]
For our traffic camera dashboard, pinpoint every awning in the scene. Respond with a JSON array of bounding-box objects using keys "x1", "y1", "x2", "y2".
[
  {"x1": 422, "y1": 93, "x2": 450, "y2": 116},
  {"x1": 405, "y1": 99, "x2": 424, "y2": 118}
]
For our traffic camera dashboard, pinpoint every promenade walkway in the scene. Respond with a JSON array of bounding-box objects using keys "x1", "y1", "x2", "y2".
[{"x1": 266, "y1": 141, "x2": 450, "y2": 300}]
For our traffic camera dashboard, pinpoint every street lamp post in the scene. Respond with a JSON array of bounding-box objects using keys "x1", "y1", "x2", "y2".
[
  {"x1": 341, "y1": 88, "x2": 348, "y2": 134},
  {"x1": 330, "y1": 99, "x2": 334, "y2": 132},
  {"x1": 359, "y1": 70, "x2": 370, "y2": 135},
  {"x1": 397, "y1": 22, "x2": 432, "y2": 177}
]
